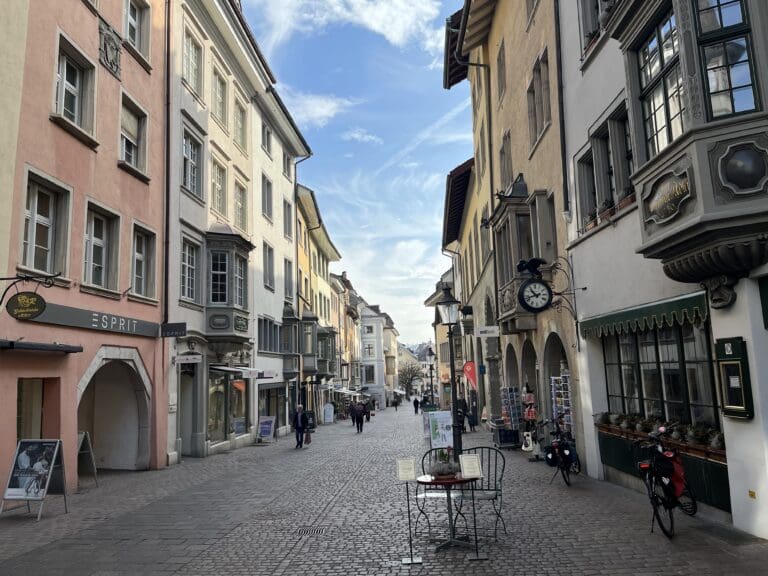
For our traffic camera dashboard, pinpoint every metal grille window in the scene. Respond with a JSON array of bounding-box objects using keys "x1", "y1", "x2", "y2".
[
  {"x1": 210, "y1": 251, "x2": 228, "y2": 304},
  {"x1": 182, "y1": 131, "x2": 202, "y2": 197},
  {"x1": 639, "y1": 11, "x2": 684, "y2": 158},
  {"x1": 211, "y1": 161, "x2": 226, "y2": 215},
  {"x1": 235, "y1": 255, "x2": 247, "y2": 308},
  {"x1": 602, "y1": 322, "x2": 718, "y2": 425},
  {"x1": 181, "y1": 240, "x2": 198, "y2": 301}
]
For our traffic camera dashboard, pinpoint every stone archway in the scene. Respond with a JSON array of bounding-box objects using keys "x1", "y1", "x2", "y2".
[
  {"x1": 504, "y1": 344, "x2": 519, "y2": 389},
  {"x1": 543, "y1": 332, "x2": 569, "y2": 424},
  {"x1": 521, "y1": 339, "x2": 537, "y2": 394},
  {"x1": 77, "y1": 347, "x2": 151, "y2": 470}
]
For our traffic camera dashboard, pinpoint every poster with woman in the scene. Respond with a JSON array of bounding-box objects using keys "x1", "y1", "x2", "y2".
[{"x1": 4, "y1": 440, "x2": 60, "y2": 501}]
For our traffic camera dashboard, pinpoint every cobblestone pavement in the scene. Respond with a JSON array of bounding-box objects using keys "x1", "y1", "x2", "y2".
[{"x1": 1, "y1": 409, "x2": 767, "y2": 575}]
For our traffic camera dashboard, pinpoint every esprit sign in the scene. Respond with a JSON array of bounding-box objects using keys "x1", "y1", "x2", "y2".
[
  {"x1": 645, "y1": 172, "x2": 692, "y2": 225},
  {"x1": 24, "y1": 302, "x2": 159, "y2": 338}
]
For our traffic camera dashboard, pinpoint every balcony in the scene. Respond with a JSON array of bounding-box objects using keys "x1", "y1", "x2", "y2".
[
  {"x1": 317, "y1": 358, "x2": 337, "y2": 377},
  {"x1": 283, "y1": 355, "x2": 300, "y2": 377},
  {"x1": 303, "y1": 354, "x2": 318, "y2": 374}
]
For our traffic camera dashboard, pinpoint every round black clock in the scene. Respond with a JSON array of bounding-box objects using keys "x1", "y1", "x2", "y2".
[{"x1": 518, "y1": 278, "x2": 553, "y2": 313}]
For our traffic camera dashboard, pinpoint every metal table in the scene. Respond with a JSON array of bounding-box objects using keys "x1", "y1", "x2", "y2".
[{"x1": 416, "y1": 474, "x2": 475, "y2": 550}]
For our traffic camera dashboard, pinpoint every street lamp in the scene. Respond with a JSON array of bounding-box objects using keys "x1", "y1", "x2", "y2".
[
  {"x1": 426, "y1": 346, "x2": 436, "y2": 407},
  {"x1": 437, "y1": 286, "x2": 461, "y2": 462}
]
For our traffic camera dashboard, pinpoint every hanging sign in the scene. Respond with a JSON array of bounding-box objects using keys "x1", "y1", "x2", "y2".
[
  {"x1": 645, "y1": 172, "x2": 692, "y2": 225},
  {"x1": 476, "y1": 325, "x2": 499, "y2": 338},
  {"x1": 6, "y1": 292, "x2": 47, "y2": 320},
  {"x1": 463, "y1": 361, "x2": 477, "y2": 390}
]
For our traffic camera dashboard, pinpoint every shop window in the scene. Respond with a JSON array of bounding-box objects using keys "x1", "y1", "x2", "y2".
[
  {"x1": 601, "y1": 322, "x2": 718, "y2": 425},
  {"x1": 638, "y1": 11, "x2": 684, "y2": 158},
  {"x1": 207, "y1": 371, "x2": 247, "y2": 443}
]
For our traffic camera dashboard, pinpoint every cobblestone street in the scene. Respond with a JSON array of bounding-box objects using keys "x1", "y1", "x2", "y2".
[{"x1": 1, "y1": 409, "x2": 767, "y2": 576}]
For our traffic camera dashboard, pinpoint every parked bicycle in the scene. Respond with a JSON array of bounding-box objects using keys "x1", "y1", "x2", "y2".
[
  {"x1": 635, "y1": 426, "x2": 697, "y2": 538},
  {"x1": 544, "y1": 417, "x2": 581, "y2": 486}
]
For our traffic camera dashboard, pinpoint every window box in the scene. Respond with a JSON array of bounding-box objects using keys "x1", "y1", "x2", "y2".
[
  {"x1": 617, "y1": 189, "x2": 636, "y2": 210},
  {"x1": 598, "y1": 198, "x2": 616, "y2": 222}
]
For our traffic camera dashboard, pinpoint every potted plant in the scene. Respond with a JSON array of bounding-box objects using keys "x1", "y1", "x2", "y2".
[
  {"x1": 618, "y1": 186, "x2": 636, "y2": 209},
  {"x1": 598, "y1": 197, "x2": 616, "y2": 222},
  {"x1": 428, "y1": 448, "x2": 460, "y2": 478},
  {"x1": 686, "y1": 424, "x2": 710, "y2": 446},
  {"x1": 584, "y1": 207, "x2": 598, "y2": 231}
]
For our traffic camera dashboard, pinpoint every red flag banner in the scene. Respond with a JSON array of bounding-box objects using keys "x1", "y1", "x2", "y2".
[{"x1": 463, "y1": 361, "x2": 477, "y2": 390}]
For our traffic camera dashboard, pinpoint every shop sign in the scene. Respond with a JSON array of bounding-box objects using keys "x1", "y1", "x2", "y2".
[
  {"x1": 175, "y1": 354, "x2": 202, "y2": 364},
  {"x1": 6, "y1": 292, "x2": 47, "y2": 320},
  {"x1": 645, "y1": 172, "x2": 691, "y2": 225},
  {"x1": 24, "y1": 302, "x2": 159, "y2": 337},
  {"x1": 476, "y1": 325, "x2": 500, "y2": 338},
  {"x1": 161, "y1": 322, "x2": 187, "y2": 338}
]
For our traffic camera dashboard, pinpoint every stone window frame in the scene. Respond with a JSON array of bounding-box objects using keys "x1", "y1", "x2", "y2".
[
  {"x1": 123, "y1": 0, "x2": 151, "y2": 68},
  {"x1": 284, "y1": 258, "x2": 294, "y2": 301},
  {"x1": 261, "y1": 173, "x2": 273, "y2": 222},
  {"x1": 210, "y1": 156, "x2": 227, "y2": 218},
  {"x1": 131, "y1": 222, "x2": 156, "y2": 300},
  {"x1": 181, "y1": 122, "x2": 205, "y2": 201},
  {"x1": 119, "y1": 89, "x2": 150, "y2": 179},
  {"x1": 211, "y1": 64, "x2": 228, "y2": 130},
  {"x1": 234, "y1": 253, "x2": 247, "y2": 310},
  {"x1": 180, "y1": 236, "x2": 201, "y2": 304},
  {"x1": 233, "y1": 179, "x2": 248, "y2": 233},
  {"x1": 52, "y1": 32, "x2": 97, "y2": 144},
  {"x1": 182, "y1": 26, "x2": 203, "y2": 97},
  {"x1": 527, "y1": 49, "x2": 551, "y2": 151},
  {"x1": 263, "y1": 241, "x2": 275, "y2": 291},
  {"x1": 83, "y1": 201, "x2": 121, "y2": 293}
]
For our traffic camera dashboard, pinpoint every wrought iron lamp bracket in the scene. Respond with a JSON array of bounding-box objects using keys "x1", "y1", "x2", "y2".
[{"x1": 0, "y1": 272, "x2": 60, "y2": 309}]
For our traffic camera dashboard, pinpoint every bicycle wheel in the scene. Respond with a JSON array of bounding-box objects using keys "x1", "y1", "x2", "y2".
[
  {"x1": 678, "y1": 480, "x2": 697, "y2": 516},
  {"x1": 560, "y1": 463, "x2": 571, "y2": 486},
  {"x1": 652, "y1": 480, "x2": 675, "y2": 538},
  {"x1": 571, "y1": 455, "x2": 582, "y2": 475}
]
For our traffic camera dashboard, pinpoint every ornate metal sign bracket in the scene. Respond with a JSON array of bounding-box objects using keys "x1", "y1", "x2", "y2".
[{"x1": 1, "y1": 272, "x2": 60, "y2": 309}]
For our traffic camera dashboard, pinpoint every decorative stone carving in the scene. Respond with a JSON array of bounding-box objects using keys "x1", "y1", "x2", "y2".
[
  {"x1": 99, "y1": 18, "x2": 121, "y2": 79},
  {"x1": 711, "y1": 134, "x2": 768, "y2": 202},
  {"x1": 644, "y1": 170, "x2": 693, "y2": 225},
  {"x1": 677, "y1": 0, "x2": 703, "y2": 121},
  {"x1": 700, "y1": 276, "x2": 739, "y2": 309}
]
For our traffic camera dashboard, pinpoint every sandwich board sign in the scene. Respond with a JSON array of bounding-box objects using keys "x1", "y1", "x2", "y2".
[
  {"x1": 1, "y1": 439, "x2": 68, "y2": 520},
  {"x1": 257, "y1": 416, "x2": 277, "y2": 443}
]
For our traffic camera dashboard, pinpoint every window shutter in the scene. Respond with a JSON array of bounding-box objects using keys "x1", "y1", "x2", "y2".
[{"x1": 122, "y1": 105, "x2": 139, "y2": 141}]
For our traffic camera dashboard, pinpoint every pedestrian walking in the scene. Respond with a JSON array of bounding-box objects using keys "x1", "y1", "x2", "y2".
[
  {"x1": 292, "y1": 404, "x2": 309, "y2": 448},
  {"x1": 355, "y1": 401, "x2": 365, "y2": 433},
  {"x1": 413, "y1": 398, "x2": 420, "y2": 414},
  {"x1": 456, "y1": 394, "x2": 469, "y2": 434},
  {"x1": 365, "y1": 400, "x2": 372, "y2": 422}
]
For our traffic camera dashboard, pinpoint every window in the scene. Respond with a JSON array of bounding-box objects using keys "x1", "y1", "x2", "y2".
[
  {"x1": 261, "y1": 174, "x2": 272, "y2": 220},
  {"x1": 579, "y1": 0, "x2": 601, "y2": 48},
  {"x1": 258, "y1": 318, "x2": 281, "y2": 353},
  {"x1": 83, "y1": 208, "x2": 116, "y2": 289},
  {"x1": 516, "y1": 213, "x2": 533, "y2": 261},
  {"x1": 125, "y1": 0, "x2": 149, "y2": 58},
  {"x1": 526, "y1": 0, "x2": 538, "y2": 20},
  {"x1": 55, "y1": 38, "x2": 95, "y2": 133},
  {"x1": 578, "y1": 151, "x2": 597, "y2": 225},
  {"x1": 181, "y1": 239, "x2": 199, "y2": 301},
  {"x1": 697, "y1": 0, "x2": 756, "y2": 119},
  {"x1": 132, "y1": 227, "x2": 155, "y2": 297},
  {"x1": 364, "y1": 365, "x2": 375, "y2": 384},
  {"x1": 235, "y1": 255, "x2": 247, "y2": 308},
  {"x1": 234, "y1": 100, "x2": 247, "y2": 150},
  {"x1": 263, "y1": 242, "x2": 274, "y2": 289},
  {"x1": 182, "y1": 30, "x2": 202, "y2": 94},
  {"x1": 478, "y1": 123, "x2": 486, "y2": 177},
  {"x1": 499, "y1": 130, "x2": 513, "y2": 191},
  {"x1": 212, "y1": 68, "x2": 227, "y2": 126},
  {"x1": 261, "y1": 122, "x2": 272, "y2": 155},
  {"x1": 365, "y1": 326, "x2": 373, "y2": 334},
  {"x1": 209, "y1": 251, "x2": 228, "y2": 304},
  {"x1": 234, "y1": 182, "x2": 247, "y2": 231},
  {"x1": 120, "y1": 95, "x2": 147, "y2": 173},
  {"x1": 480, "y1": 206, "x2": 490, "y2": 262},
  {"x1": 182, "y1": 130, "x2": 202, "y2": 197},
  {"x1": 638, "y1": 12, "x2": 684, "y2": 158},
  {"x1": 297, "y1": 220, "x2": 303, "y2": 246},
  {"x1": 602, "y1": 322, "x2": 718, "y2": 426},
  {"x1": 527, "y1": 51, "x2": 551, "y2": 148},
  {"x1": 284, "y1": 259, "x2": 293, "y2": 300},
  {"x1": 283, "y1": 152, "x2": 292, "y2": 179},
  {"x1": 496, "y1": 41, "x2": 506, "y2": 101},
  {"x1": 283, "y1": 200, "x2": 292, "y2": 238},
  {"x1": 211, "y1": 160, "x2": 226, "y2": 215},
  {"x1": 22, "y1": 180, "x2": 68, "y2": 274}
]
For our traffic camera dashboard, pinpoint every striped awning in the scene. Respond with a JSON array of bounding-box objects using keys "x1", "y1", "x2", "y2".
[{"x1": 579, "y1": 292, "x2": 709, "y2": 338}]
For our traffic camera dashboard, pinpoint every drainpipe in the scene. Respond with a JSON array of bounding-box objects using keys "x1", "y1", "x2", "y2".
[
  {"x1": 554, "y1": 0, "x2": 570, "y2": 213},
  {"x1": 162, "y1": 0, "x2": 172, "y2": 327},
  {"x1": 293, "y1": 154, "x2": 311, "y2": 411}
]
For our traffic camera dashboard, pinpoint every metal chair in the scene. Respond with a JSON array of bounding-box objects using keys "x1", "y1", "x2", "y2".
[
  {"x1": 454, "y1": 446, "x2": 507, "y2": 539},
  {"x1": 413, "y1": 448, "x2": 451, "y2": 537}
]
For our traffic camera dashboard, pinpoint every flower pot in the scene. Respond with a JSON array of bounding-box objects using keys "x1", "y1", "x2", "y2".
[
  {"x1": 618, "y1": 193, "x2": 636, "y2": 210},
  {"x1": 599, "y1": 207, "x2": 616, "y2": 222}
]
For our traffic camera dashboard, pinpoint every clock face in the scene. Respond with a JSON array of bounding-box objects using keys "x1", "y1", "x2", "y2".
[{"x1": 518, "y1": 279, "x2": 553, "y2": 313}]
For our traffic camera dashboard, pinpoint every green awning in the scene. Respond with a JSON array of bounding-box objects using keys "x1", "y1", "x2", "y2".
[{"x1": 580, "y1": 292, "x2": 709, "y2": 338}]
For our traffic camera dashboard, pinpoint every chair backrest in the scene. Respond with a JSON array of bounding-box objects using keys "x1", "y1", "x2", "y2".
[
  {"x1": 421, "y1": 448, "x2": 449, "y2": 474},
  {"x1": 460, "y1": 446, "x2": 505, "y2": 492}
]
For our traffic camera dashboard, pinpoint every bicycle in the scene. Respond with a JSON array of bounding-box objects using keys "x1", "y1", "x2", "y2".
[
  {"x1": 544, "y1": 419, "x2": 581, "y2": 486},
  {"x1": 635, "y1": 426, "x2": 697, "y2": 538}
]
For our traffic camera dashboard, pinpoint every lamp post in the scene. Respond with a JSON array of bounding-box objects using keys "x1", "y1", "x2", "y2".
[
  {"x1": 426, "y1": 347, "x2": 435, "y2": 408},
  {"x1": 437, "y1": 286, "x2": 461, "y2": 462}
]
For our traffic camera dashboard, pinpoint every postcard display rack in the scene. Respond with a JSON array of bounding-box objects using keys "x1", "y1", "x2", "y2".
[
  {"x1": 495, "y1": 387, "x2": 522, "y2": 448},
  {"x1": 550, "y1": 375, "x2": 573, "y2": 434}
]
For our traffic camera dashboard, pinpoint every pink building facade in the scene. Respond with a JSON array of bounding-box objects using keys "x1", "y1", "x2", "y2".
[{"x1": 0, "y1": 0, "x2": 168, "y2": 491}]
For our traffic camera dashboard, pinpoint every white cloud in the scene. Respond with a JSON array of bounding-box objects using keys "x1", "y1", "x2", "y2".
[
  {"x1": 341, "y1": 127, "x2": 383, "y2": 145},
  {"x1": 244, "y1": 0, "x2": 442, "y2": 59},
  {"x1": 279, "y1": 86, "x2": 360, "y2": 129}
]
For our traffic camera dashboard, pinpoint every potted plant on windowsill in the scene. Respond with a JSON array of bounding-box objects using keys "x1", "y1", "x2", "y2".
[
  {"x1": 598, "y1": 197, "x2": 616, "y2": 222},
  {"x1": 618, "y1": 186, "x2": 636, "y2": 210},
  {"x1": 583, "y1": 208, "x2": 598, "y2": 232}
]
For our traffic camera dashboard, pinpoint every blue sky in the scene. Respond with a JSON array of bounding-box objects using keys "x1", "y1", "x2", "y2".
[{"x1": 242, "y1": 0, "x2": 472, "y2": 345}]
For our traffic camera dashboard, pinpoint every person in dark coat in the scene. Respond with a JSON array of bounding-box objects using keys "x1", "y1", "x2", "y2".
[
  {"x1": 413, "y1": 398, "x2": 420, "y2": 414},
  {"x1": 456, "y1": 394, "x2": 469, "y2": 434},
  {"x1": 292, "y1": 404, "x2": 309, "y2": 448},
  {"x1": 355, "y1": 401, "x2": 365, "y2": 433}
]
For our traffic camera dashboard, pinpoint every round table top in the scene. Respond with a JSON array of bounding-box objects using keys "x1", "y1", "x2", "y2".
[{"x1": 416, "y1": 474, "x2": 475, "y2": 487}]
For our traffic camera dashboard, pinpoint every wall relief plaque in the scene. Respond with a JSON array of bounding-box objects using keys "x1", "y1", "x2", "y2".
[{"x1": 644, "y1": 171, "x2": 692, "y2": 225}]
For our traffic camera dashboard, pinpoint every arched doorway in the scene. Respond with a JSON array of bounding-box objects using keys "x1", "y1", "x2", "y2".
[
  {"x1": 521, "y1": 339, "x2": 537, "y2": 395},
  {"x1": 77, "y1": 358, "x2": 150, "y2": 470},
  {"x1": 504, "y1": 344, "x2": 519, "y2": 389},
  {"x1": 543, "y1": 332, "x2": 569, "y2": 426}
]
